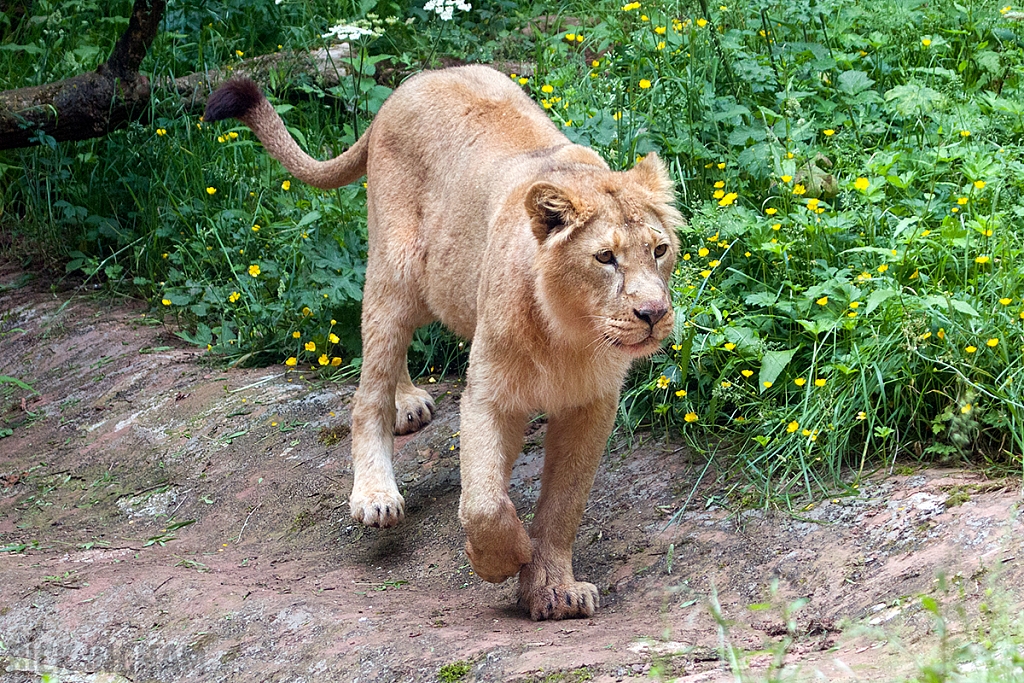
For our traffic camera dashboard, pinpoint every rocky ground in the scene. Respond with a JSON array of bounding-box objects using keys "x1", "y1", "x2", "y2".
[{"x1": 1, "y1": 264, "x2": 1022, "y2": 682}]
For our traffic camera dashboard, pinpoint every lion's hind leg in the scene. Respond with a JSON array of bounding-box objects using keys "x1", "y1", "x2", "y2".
[{"x1": 348, "y1": 266, "x2": 429, "y2": 528}]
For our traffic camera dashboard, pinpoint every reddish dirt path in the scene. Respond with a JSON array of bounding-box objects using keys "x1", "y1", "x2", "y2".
[{"x1": 1, "y1": 266, "x2": 1022, "y2": 682}]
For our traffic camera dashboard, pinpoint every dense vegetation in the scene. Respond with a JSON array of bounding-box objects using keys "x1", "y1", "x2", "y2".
[{"x1": 2, "y1": 0, "x2": 1023, "y2": 500}]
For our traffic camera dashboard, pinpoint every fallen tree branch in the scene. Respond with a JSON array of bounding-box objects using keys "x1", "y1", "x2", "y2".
[{"x1": 0, "y1": 0, "x2": 165, "y2": 150}]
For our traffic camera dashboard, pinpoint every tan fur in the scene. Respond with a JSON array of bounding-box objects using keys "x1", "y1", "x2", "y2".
[{"x1": 220, "y1": 64, "x2": 681, "y2": 620}]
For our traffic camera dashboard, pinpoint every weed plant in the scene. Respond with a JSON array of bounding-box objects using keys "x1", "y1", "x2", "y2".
[{"x1": 2, "y1": 0, "x2": 1023, "y2": 498}]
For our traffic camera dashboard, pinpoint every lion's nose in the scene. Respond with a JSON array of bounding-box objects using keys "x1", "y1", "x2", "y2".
[{"x1": 634, "y1": 301, "x2": 669, "y2": 327}]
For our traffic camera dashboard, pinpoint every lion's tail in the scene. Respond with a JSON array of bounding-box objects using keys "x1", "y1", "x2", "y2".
[{"x1": 203, "y1": 78, "x2": 368, "y2": 190}]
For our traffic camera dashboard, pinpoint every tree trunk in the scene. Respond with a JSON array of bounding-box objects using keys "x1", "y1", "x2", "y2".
[{"x1": 0, "y1": 0, "x2": 164, "y2": 150}]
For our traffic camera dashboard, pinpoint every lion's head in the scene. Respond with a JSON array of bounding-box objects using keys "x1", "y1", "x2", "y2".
[{"x1": 526, "y1": 153, "x2": 682, "y2": 358}]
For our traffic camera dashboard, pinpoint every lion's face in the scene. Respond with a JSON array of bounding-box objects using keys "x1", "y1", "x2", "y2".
[{"x1": 527, "y1": 155, "x2": 681, "y2": 358}]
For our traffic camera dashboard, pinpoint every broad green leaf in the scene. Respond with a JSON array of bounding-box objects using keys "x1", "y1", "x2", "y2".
[{"x1": 759, "y1": 349, "x2": 797, "y2": 392}]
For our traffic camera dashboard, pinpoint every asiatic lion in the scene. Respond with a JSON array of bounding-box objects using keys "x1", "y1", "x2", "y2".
[{"x1": 204, "y1": 64, "x2": 680, "y2": 620}]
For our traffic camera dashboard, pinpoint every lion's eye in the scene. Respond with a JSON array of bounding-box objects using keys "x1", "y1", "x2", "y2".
[
  {"x1": 653, "y1": 243, "x2": 668, "y2": 258},
  {"x1": 595, "y1": 250, "x2": 616, "y2": 265}
]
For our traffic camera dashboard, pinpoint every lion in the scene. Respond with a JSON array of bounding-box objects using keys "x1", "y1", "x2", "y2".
[{"x1": 204, "y1": 64, "x2": 681, "y2": 620}]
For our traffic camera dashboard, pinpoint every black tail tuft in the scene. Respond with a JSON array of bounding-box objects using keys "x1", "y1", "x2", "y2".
[{"x1": 204, "y1": 78, "x2": 264, "y2": 122}]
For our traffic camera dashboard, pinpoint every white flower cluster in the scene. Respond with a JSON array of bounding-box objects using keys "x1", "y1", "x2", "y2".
[
  {"x1": 322, "y1": 23, "x2": 378, "y2": 41},
  {"x1": 423, "y1": 0, "x2": 471, "y2": 21}
]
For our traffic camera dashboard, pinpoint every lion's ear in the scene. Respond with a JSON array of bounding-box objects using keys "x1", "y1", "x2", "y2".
[
  {"x1": 629, "y1": 152, "x2": 674, "y2": 196},
  {"x1": 526, "y1": 182, "x2": 580, "y2": 243}
]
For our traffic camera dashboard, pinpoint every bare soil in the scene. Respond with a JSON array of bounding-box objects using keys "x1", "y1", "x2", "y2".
[{"x1": 1, "y1": 264, "x2": 1022, "y2": 683}]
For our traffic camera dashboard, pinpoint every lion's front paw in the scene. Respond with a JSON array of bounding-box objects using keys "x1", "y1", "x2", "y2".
[
  {"x1": 518, "y1": 581, "x2": 598, "y2": 621},
  {"x1": 465, "y1": 530, "x2": 532, "y2": 583},
  {"x1": 350, "y1": 488, "x2": 405, "y2": 528},
  {"x1": 394, "y1": 386, "x2": 435, "y2": 435}
]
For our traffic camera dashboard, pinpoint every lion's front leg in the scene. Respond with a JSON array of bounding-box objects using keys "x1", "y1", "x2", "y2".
[
  {"x1": 517, "y1": 394, "x2": 617, "y2": 620},
  {"x1": 457, "y1": 386, "x2": 532, "y2": 583}
]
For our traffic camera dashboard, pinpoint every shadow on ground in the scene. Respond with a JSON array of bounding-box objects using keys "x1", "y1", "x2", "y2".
[{"x1": 1, "y1": 265, "x2": 1022, "y2": 682}]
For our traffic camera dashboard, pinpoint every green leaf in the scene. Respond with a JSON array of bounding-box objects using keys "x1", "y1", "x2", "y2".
[
  {"x1": 838, "y1": 70, "x2": 875, "y2": 95},
  {"x1": 759, "y1": 348, "x2": 797, "y2": 391},
  {"x1": 865, "y1": 289, "x2": 897, "y2": 316}
]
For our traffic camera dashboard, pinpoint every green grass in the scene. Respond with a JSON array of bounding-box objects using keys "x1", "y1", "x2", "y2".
[{"x1": 2, "y1": 0, "x2": 1023, "y2": 501}]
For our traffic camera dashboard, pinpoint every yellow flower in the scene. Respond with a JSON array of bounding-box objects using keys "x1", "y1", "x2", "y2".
[
  {"x1": 655, "y1": 25, "x2": 666, "y2": 34},
  {"x1": 957, "y1": 196, "x2": 969, "y2": 205},
  {"x1": 331, "y1": 356, "x2": 343, "y2": 367},
  {"x1": 823, "y1": 129, "x2": 835, "y2": 136},
  {"x1": 987, "y1": 338, "x2": 999, "y2": 347},
  {"x1": 974, "y1": 180, "x2": 986, "y2": 190},
  {"x1": 281, "y1": 180, "x2": 291, "y2": 191},
  {"x1": 592, "y1": 60, "x2": 601, "y2": 68},
  {"x1": 975, "y1": 255, "x2": 991, "y2": 264},
  {"x1": 999, "y1": 297, "x2": 1012, "y2": 305},
  {"x1": 698, "y1": 247, "x2": 710, "y2": 257},
  {"x1": 285, "y1": 357, "x2": 297, "y2": 366},
  {"x1": 786, "y1": 420, "x2": 799, "y2": 433},
  {"x1": 228, "y1": 291, "x2": 241, "y2": 303},
  {"x1": 854, "y1": 177, "x2": 869, "y2": 191},
  {"x1": 780, "y1": 175, "x2": 793, "y2": 183},
  {"x1": 771, "y1": 223, "x2": 781, "y2": 231},
  {"x1": 206, "y1": 187, "x2": 217, "y2": 195},
  {"x1": 317, "y1": 354, "x2": 329, "y2": 366},
  {"x1": 961, "y1": 403, "x2": 973, "y2": 414},
  {"x1": 228, "y1": 132, "x2": 238, "y2": 139},
  {"x1": 794, "y1": 378, "x2": 806, "y2": 387},
  {"x1": 966, "y1": 345, "x2": 977, "y2": 353},
  {"x1": 717, "y1": 162, "x2": 726, "y2": 169},
  {"x1": 330, "y1": 319, "x2": 337, "y2": 325},
  {"x1": 960, "y1": 130, "x2": 971, "y2": 137},
  {"x1": 656, "y1": 375, "x2": 670, "y2": 389},
  {"x1": 724, "y1": 342, "x2": 736, "y2": 351},
  {"x1": 721, "y1": 381, "x2": 732, "y2": 389},
  {"x1": 793, "y1": 184, "x2": 806, "y2": 196},
  {"x1": 235, "y1": 49, "x2": 244, "y2": 57},
  {"x1": 684, "y1": 412, "x2": 698, "y2": 423},
  {"x1": 713, "y1": 189, "x2": 725, "y2": 199},
  {"x1": 612, "y1": 111, "x2": 622, "y2": 120},
  {"x1": 217, "y1": 135, "x2": 226, "y2": 143},
  {"x1": 765, "y1": 207, "x2": 778, "y2": 215},
  {"x1": 700, "y1": 269, "x2": 712, "y2": 278},
  {"x1": 304, "y1": 341, "x2": 316, "y2": 352},
  {"x1": 857, "y1": 411, "x2": 867, "y2": 420},
  {"x1": 621, "y1": 1, "x2": 641, "y2": 10},
  {"x1": 541, "y1": 84, "x2": 553, "y2": 94},
  {"x1": 252, "y1": 224, "x2": 260, "y2": 232},
  {"x1": 328, "y1": 333, "x2": 340, "y2": 344},
  {"x1": 815, "y1": 296, "x2": 828, "y2": 306},
  {"x1": 718, "y1": 192, "x2": 738, "y2": 207},
  {"x1": 156, "y1": 128, "x2": 167, "y2": 136},
  {"x1": 161, "y1": 298, "x2": 171, "y2": 306},
  {"x1": 877, "y1": 264, "x2": 889, "y2": 273},
  {"x1": 921, "y1": 38, "x2": 931, "y2": 46},
  {"x1": 564, "y1": 32, "x2": 576, "y2": 41},
  {"x1": 849, "y1": 301, "x2": 860, "y2": 309},
  {"x1": 847, "y1": 311, "x2": 858, "y2": 318},
  {"x1": 802, "y1": 429, "x2": 811, "y2": 436},
  {"x1": 806, "y1": 198, "x2": 820, "y2": 211},
  {"x1": 696, "y1": 18, "x2": 708, "y2": 27},
  {"x1": 248, "y1": 264, "x2": 261, "y2": 277},
  {"x1": 763, "y1": 381, "x2": 773, "y2": 389},
  {"x1": 301, "y1": 306, "x2": 312, "y2": 316},
  {"x1": 675, "y1": 389, "x2": 687, "y2": 398},
  {"x1": 292, "y1": 331, "x2": 301, "y2": 338},
  {"x1": 937, "y1": 328, "x2": 946, "y2": 339},
  {"x1": 814, "y1": 378, "x2": 827, "y2": 387},
  {"x1": 741, "y1": 370, "x2": 754, "y2": 378},
  {"x1": 709, "y1": 260, "x2": 722, "y2": 268},
  {"x1": 639, "y1": 79, "x2": 652, "y2": 89},
  {"x1": 714, "y1": 180, "x2": 725, "y2": 189}
]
